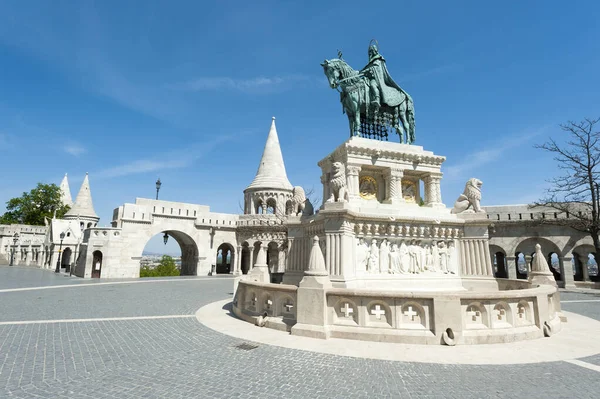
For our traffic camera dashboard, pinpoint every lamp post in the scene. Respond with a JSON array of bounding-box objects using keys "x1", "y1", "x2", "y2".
[
  {"x1": 163, "y1": 232, "x2": 169, "y2": 245},
  {"x1": 9, "y1": 233, "x2": 18, "y2": 266},
  {"x1": 156, "y1": 178, "x2": 162, "y2": 200},
  {"x1": 55, "y1": 232, "x2": 65, "y2": 273}
]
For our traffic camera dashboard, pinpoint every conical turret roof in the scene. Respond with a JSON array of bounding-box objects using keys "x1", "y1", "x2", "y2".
[
  {"x1": 59, "y1": 173, "x2": 73, "y2": 207},
  {"x1": 65, "y1": 173, "x2": 99, "y2": 220},
  {"x1": 246, "y1": 117, "x2": 293, "y2": 191}
]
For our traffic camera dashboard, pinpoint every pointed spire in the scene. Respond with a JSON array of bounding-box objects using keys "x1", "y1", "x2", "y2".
[
  {"x1": 246, "y1": 117, "x2": 293, "y2": 191},
  {"x1": 59, "y1": 173, "x2": 73, "y2": 207},
  {"x1": 65, "y1": 173, "x2": 99, "y2": 221}
]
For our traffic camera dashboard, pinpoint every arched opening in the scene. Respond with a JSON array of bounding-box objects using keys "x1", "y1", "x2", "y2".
[
  {"x1": 572, "y1": 252, "x2": 584, "y2": 281},
  {"x1": 215, "y1": 243, "x2": 235, "y2": 274},
  {"x1": 255, "y1": 200, "x2": 264, "y2": 215},
  {"x1": 547, "y1": 252, "x2": 561, "y2": 282},
  {"x1": 267, "y1": 241, "x2": 281, "y2": 283},
  {"x1": 516, "y1": 252, "x2": 527, "y2": 279},
  {"x1": 285, "y1": 200, "x2": 293, "y2": 215},
  {"x1": 140, "y1": 230, "x2": 199, "y2": 277},
  {"x1": 515, "y1": 238, "x2": 562, "y2": 281},
  {"x1": 92, "y1": 250, "x2": 103, "y2": 278},
  {"x1": 588, "y1": 253, "x2": 599, "y2": 281},
  {"x1": 241, "y1": 242, "x2": 251, "y2": 274},
  {"x1": 87, "y1": 222, "x2": 92, "y2": 229},
  {"x1": 494, "y1": 252, "x2": 507, "y2": 278},
  {"x1": 266, "y1": 198, "x2": 277, "y2": 215},
  {"x1": 252, "y1": 241, "x2": 262, "y2": 267},
  {"x1": 61, "y1": 247, "x2": 72, "y2": 271}
]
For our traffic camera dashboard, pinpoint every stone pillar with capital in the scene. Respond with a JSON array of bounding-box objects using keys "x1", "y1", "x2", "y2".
[
  {"x1": 425, "y1": 173, "x2": 444, "y2": 207},
  {"x1": 248, "y1": 243, "x2": 270, "y2": 282},
  {"x1": 346, "y1": 164, "x2": 361, "y2": 201},
  {"x1": 321, "y1": 172, "x2": 330, "y2": 207},
  {"x1": 506, "y1": 256, "x2": 517, "y2": 279},
  {"x1": 560, "y1": 255, "x2": 576, "y2": 289},
  {"x1": 385, "y1": 168, "x2": 404, "y2": 205}
]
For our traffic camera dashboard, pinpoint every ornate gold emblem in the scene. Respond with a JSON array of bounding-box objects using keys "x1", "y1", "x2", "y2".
[
  {"x1": 402, "y1": 180, "x2": 417, "y2": 203},
  {"x1": 359, "y1": 175, "x2": 377, "y2": 200}
]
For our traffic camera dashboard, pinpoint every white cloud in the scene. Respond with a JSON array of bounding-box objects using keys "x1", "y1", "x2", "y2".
[
  {"x1": 170, "y1": 75, "x2": 316, "y2": 92},
  {"x1": 94, "y1": 134, "x2": 238, "y2": 179},
  {"x1": 64, "y1": 144, "x2": 86, "y2": 156},
  {"x1": 444, "y1": 125, "x2": 551, "y2": 180}
]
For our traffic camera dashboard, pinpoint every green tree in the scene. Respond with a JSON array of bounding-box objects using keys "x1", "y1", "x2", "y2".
[
  {"x1": 0, "y1": 183, "x2": 70, "y2": 225},
  {"x1": 140, "y1": 255, "x2": 180, "y2": 278}
]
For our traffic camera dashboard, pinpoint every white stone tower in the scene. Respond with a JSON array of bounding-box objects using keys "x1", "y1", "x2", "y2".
[
  {"x1": 64, "y1": 173, "x2": 100, "y2": 227},
  {"x1": 59, "y1": 173, "x2": 73, "y2": 207},
  {"x1": 244, "y1": 117, "x2": 294, "y2": 215}
]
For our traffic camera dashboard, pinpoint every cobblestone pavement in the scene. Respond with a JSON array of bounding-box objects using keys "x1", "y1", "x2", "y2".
[{"x1": 1, "y1": 266, "x2": 599, "y2": 398}]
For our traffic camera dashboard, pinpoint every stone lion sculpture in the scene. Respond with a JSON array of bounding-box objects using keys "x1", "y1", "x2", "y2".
[
  {"x1": 327, "y1": 161, "x2": 348, "y2": 203},
  {"x1": 451, "y1": 178, "x2": 484, "y2": 214},
  {"x1": 291, "y1": 186, "x2": 314, "y2": 216}
]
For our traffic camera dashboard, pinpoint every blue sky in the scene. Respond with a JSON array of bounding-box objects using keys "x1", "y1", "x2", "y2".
[{"x1": 1, "y1": 1, "x2": 599, "y2": 254}]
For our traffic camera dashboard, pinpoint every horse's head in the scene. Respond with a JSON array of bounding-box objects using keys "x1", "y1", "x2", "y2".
[{"x1": 321, "y1": 59, "x2": 341, "y2": 89}]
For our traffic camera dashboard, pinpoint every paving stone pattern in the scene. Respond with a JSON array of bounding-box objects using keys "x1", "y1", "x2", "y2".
[{"x1": 1, "y1": 267, "x2": 599, "y2": 398}]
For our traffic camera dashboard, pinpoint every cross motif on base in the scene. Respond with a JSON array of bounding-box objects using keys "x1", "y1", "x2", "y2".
[
  {"x1": 371, "y1": 304, "x2": 386, "y2": 320},
  {"x1": 467, "y1": 309, "x2": 481, "y2": 322},
  {"x1": 265, "y1": 298, "x2": 273, "y2": 310},
  {"x1": 495, "y1": 308, "x2": 506, "y2": 321},
  {"x1": 403, "y1": 306, "x2": 418, "y2": 322},
  {"x1": 284, "y1": 301, "x2": 294, "y2": 313},
  {"x1": 250, "y1": 296, "x2": 257, "y2": 307},
  {"x1": 341, "y1": 303, "x2": 354, "y2": 318},
  {"x1": 517, "y1": 306, "x2": 526, "y2": 319}
]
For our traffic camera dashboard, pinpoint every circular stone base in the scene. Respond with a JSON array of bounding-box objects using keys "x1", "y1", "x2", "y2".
[{"x1": 196, "y1": 299, "x2": 600, "y2": 365}]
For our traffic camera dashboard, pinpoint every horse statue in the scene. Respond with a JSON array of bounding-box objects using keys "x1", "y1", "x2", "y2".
[{"x1": 321, "y1": 42, "x2": 415, "y2": 143}]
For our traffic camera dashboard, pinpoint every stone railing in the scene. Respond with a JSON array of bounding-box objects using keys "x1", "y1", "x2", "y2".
[{"x1": 233, "y1": 280, "x2": 298, "y2": 332}]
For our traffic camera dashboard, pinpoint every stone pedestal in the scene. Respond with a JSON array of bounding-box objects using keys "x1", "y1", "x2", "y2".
[{"x1": 248, "y1": 243, "x2": 270, "y2": 283}]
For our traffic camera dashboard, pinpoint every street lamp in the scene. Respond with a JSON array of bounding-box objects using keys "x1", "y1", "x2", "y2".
[
  {"x1": 156, "y1": 178, "x2": 162, "y2": 200},
  {"x1": 55, "y1": 231, "x2": 66, "y2": 273},
  {"x1": 9, "y1": 233, "x2": 18, "y2": 266},
  {"x1": 163, "y1": 232, "x2": 169, "y2": 245}
]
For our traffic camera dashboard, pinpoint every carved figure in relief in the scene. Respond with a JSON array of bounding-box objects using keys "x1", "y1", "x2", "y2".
[
  {"x1": 431, "y1": 241, "x2": 440, "y2": 272},
  {"x1": 399, "y1": 241, "x2": 410, "y2": 273},
  {"x1": 327, "y1": 162, "x2": 348, "y2": 203},
  {"x1": 389, "y1": 243, "x2": 401, "y2": 274},
  {"x1": 368, "y1": 239, "x2": 379, "y2": 273},
  {"x1": 379, "y1": 238, "x2": 389, "y2": 273},
  {"x1": 424, "y1": 243, "x2": 433, "y2": 271},
  {"x1": 355, "y1": 238, "x2": 368, "y2": 273},
  {"x1": 438, "y1": 241, "x2": 449, "y2": 273},
  {"x1": 451, "y1": 178, "x2": 484, "y2": 214},
  {"x1": 447, "y1": 241, "x2": 457, "y2": 274},
  {"x1": 408, "y1": 240, "x2": 420, "y2": 273}
]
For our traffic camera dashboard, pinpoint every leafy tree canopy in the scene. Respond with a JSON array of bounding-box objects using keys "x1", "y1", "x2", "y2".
[
  {"x1": 140, "y1": 255, "x2": 180, "y2": 278},
  {"x1": 0, "y1": 183, "x2": 70, "y2": 226}
]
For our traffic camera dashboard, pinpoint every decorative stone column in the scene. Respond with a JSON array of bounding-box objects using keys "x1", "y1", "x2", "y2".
[
  {"x1": 424, "y1": 173, "x2": 443, "y2": 207},
  {"x1": 525, "y1": 255, "x2": 532, "y2": 275},
  {"x1": 506, "y1": 256, "x2": 517, "y2": 279},
  {"x1": 576, "y1": 253, "x2": 591, "y2": 282},
  {"x1": 346, "y1": 164, "x2": 361, "y2": 201},
  {"x1": 290, "y1": 236, "x2": 332, "y2": 339},
  {"x1": 559, "y1": 255, "x2": 576, "y2": 289},
  {"x1": 248, "y1": 243, "x2": 270, "y2": 282},
  {"x1": 321, "y1": 172, "x2": 330, "y2": 206},
  {"x1": 385, "y1": 168, "x2": 404, "y2": 204},
  {"x1": 234, "y1": 245, "x2": 242, "y2": 275}
]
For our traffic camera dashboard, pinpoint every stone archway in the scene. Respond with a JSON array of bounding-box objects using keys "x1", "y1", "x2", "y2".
[
  {"x1": 92, "y1": 250, "x2": 103, "y2": 278},
  {"x1": 241, "y1": 242, "x2": 251, "y2": 274},
  {"x1": 489, "y1": 245, "x2": 507, "y2": 278},
  {"x1": 216, "y1": 243, "x2": 235, "y2": 274},
  {"x1": 142, "y1": 230, "x2": 200, "y2": 276},
  {"x1": 61, "y1": 247, "x2": 72, "y2": 271},
  {"x1": 515, "y1": 237, "x2": 562, "y2": 282}
]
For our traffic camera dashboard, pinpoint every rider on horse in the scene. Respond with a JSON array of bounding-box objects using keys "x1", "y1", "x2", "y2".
[{"x1": 361, "y1": 42, "x2": 413, "y2": 111}]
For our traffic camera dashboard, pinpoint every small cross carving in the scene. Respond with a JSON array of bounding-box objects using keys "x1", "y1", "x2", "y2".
[
  {"x1": 467, "y1": 309, "x2": 481, "y2": 322},
  {"x1": 265, "y1": 298, "x2": 273, "y2": 309},
  {"x1": 517, "y1": 306, "x2": 526, "y2": 319},
  {"x1": 341, "y1": 303, "x2": 354, "y2": 318},
  {"x1": 371, "y1": 304, "x2": 386, "y2": 320},
  {"x1": 496, "y1": 308, "x2": 505, "y2": 321},
  {"x1": 284, "y1": 301, "x2": 294, "y2": 313},
  {"x1": 250, "y1": 296, "x2": 257, "y2": 307},
  {"x1": 403, "y1": 306, "x2": 418, "y2": 322}
]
